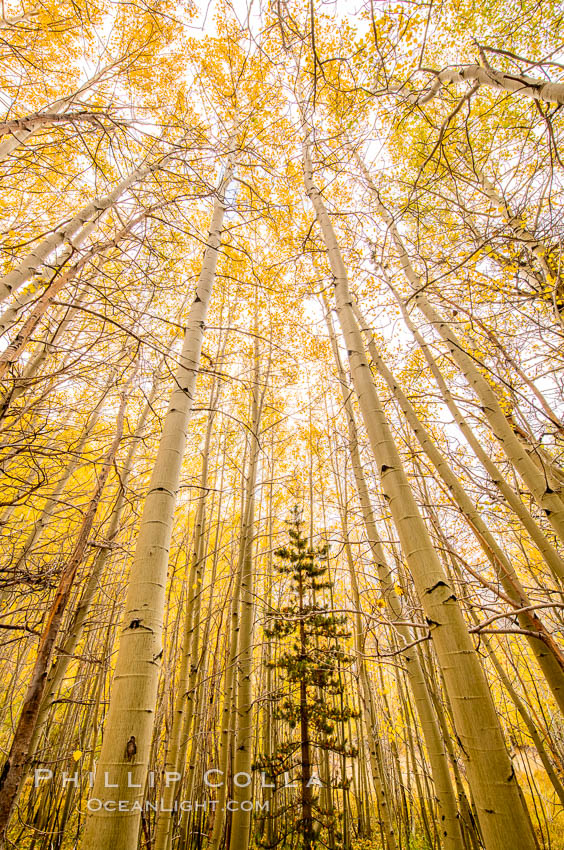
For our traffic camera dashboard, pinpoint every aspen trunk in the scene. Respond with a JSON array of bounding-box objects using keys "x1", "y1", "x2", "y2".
[
  {"x1": 153, "y1": 400, "x2": 216, "y2": 850},
  {"x1": 0, "y1": 62, "x2": 121, "y2": 162},
  {"x1": 79, "y1": 160, "x2": 232, "y2": 850},
  {"x1": 304, "y1": 141, "x2": 537, "y2": 850},
  {"x1": 414, "y1": 291, "x2": 564, "y2": 543},
  {"x1": 355, "y1": 156, "x2": 564, "y2": 553},
  {"x1": 0, "y1": 211, "x2": 147, "y2": 381},
  {"x1": 482, "y1": 632, "x2": 564, "y2": 808},
  {"x1": 324, "y1": 301, "x2": 465, "y2": 850},
  {"x1": 388, "y1": 282, "x2": 564, "y2": 586},
  {"x1": 355, "y1": 301, "x2": 564, "y2": 714},
  {"x1": 413, "y1": 63, "x2": 564, "y2": 106},
  {"x1": 0, "y1": 218, "x2": 98, "y2": 336},
  {"x1": 209, "y1": 569, "x2": 243, "y2": 850},
  {"x1": 0, "y1": 135, "x2": 186, "y2": 306},
  {"x1": 2, "y1": 281, "x2": 89, "y2": 409},
  {"x1": 340, "y1": 531, "x2": 398, "y2": 850},
  {"x1": 229, "y1": 332, "x2": 263, "y2": 850}
]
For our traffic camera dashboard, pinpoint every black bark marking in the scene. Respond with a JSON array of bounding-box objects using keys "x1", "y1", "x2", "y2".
[{"x1": 425, "y1": 580, "x2": 449, "y2": 595}]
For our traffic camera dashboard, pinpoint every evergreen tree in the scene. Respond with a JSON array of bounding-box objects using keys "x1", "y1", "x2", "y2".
[{"x1": 256, "y1": 507, "x2": 357, "y2": 850}]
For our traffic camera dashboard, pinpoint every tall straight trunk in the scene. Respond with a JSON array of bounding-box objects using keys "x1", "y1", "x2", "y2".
[
  {"x1": 209, "y1": 569, "x2": 243, "y2": 850},
  {"x1": 324, "y1": 301, "x2": 464, "y2": 850},
  {"x1": 339, "y1": 530, "x2": 398, "y2": 850},
  {"x1": 229, "y1": 332, "x2": 264, "y2": 850},
  {"x1": 356, "y1": 158, "x2": 564, "y2": 549},
  {"x1": 414, "y1": 289, "x2": 564, "y2": 540},
  {"x1": 0, "y1": 391, "x2": 126, "y2": 846},
  {"x1": 79, "y1": 159, "x2": 233, "y2": 850},
  {"x1": 304, "y1": 141, "x2": 537, "y2": 850},
  {"x1": 209, "y1": 443, "x2": 252, "y2": 850},
  {"x1": 153, "y1": 397, "x2": 217, "y2": 850},
  {"x1": 354, "y1": 301, "x2": 564, "y2": 714}
]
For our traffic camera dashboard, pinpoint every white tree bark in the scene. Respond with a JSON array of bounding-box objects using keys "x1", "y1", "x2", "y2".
[
  {"x1": 356, "y1": 157, "x2": 564, "y2": 551},
  {"x1": 0, "y1": 133, "x2": 187, "y2": 306},
  {"x1": 0, "y1": 60, "x2": 125, "y2": 161},
  {"x1": 79, "y1": 158, "x2": 233, "y2": 850},
  {"x1": 325, "y1": 302, "x2": 464, "y2": 850},
  {"x1": 0, "y1": 219, "x2": 98, "y2": 335},
  {"x1": 304, "y1": 140, "x2": 537, "y2": 850},
  {"x1": 410, "y1": 64, "x2": 564, "y2": 106},
  {"x1": 355, "y1": 303, "x2": 564, "y2": 714}
]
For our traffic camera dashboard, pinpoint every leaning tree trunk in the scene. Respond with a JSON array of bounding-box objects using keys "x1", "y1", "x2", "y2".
[
  {"x1": 356, "y1": 158, "x2": 564, "y2": 552},
  {"x1": 410, "y1": 63, "x2": 564, "y2": 107},
  {"x1": 0, "y1": 61, "x2": 121, "y2": 162},
  {"x1": 0, "y1": 219, "x2": 98, "y2": 337},
  {"x1": 354, "y1": 301, "x2": 564, "y2": 715},
  {"x1": 28, "y1": 371, "x2": 160, "y2": 759},
  {"x1": 0, "y1": 390, "x2": 127, "y2": 847},
  {"x1": 304, "y1": 140, "x2": 537, "y2": 850},
  {"x1": 386, "y1": 280, "x2": 564, "y2": 586},
  {"x1": 0, "y1": 131, "x2": 187, "y2": 306},
  {"x1": 79, "y1": 158, "x2": 233, "y2": 850}
]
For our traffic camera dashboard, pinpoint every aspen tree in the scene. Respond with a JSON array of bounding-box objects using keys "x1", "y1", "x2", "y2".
[
  {"x1": 0, "y1": 61, "x2": 123, "y2": 162},
  {"x1": 0, "y1": 209, "x2": 158, "y2": 381},
  {"x1": 209, "y1": 565, "x2": 243, "y2": 850},
  {"x1": 388, "y1": 281, "x2": 564, "y2": 585},
  {"x1": 0, "y1": 281, "x2": 89, "y2": 413},
  {"x1": 0, "y1": 221, "x2": 99, "y2": 337},
  {"x1": 229, "y1": 328, "x2": 265, "y2": 850},
  {"x1": 0, "y1": 133, "x2": 194, "y2": 307},
  {"x1": 29, "y1": 370, "x2": 161, "y2": 758},
  {"x1": 80, "y1": 158, "x2": 233, "y2": 850},
  {"x1": 304, "y1": 139, "x2": 537, "y2": 850},
  {"x1": 408, "y1": 63, "x2": 564, "y2": 106},
  {"x1": 209, "y1": 433, "x2": 255, "y2": 850},
  {"x1": 339, "y1": 520, "x2": 398, "y2": 850},
  {"x1": 354, "y1": 301, "x2": 564, "y2": 714},
  {"x1": 324, "y1": 304, "x2": 465, "y2": 850},
  {"x1": 476, "y1": 170, "x2": 561, "y2": 307},
  {"x1": 153, "y1": 390, "x2": 218, "y2": 850}
]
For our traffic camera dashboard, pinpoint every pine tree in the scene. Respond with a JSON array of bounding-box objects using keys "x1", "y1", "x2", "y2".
[{"x1": 256, "y1": 507, "x2": 357, "y2": 850}]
